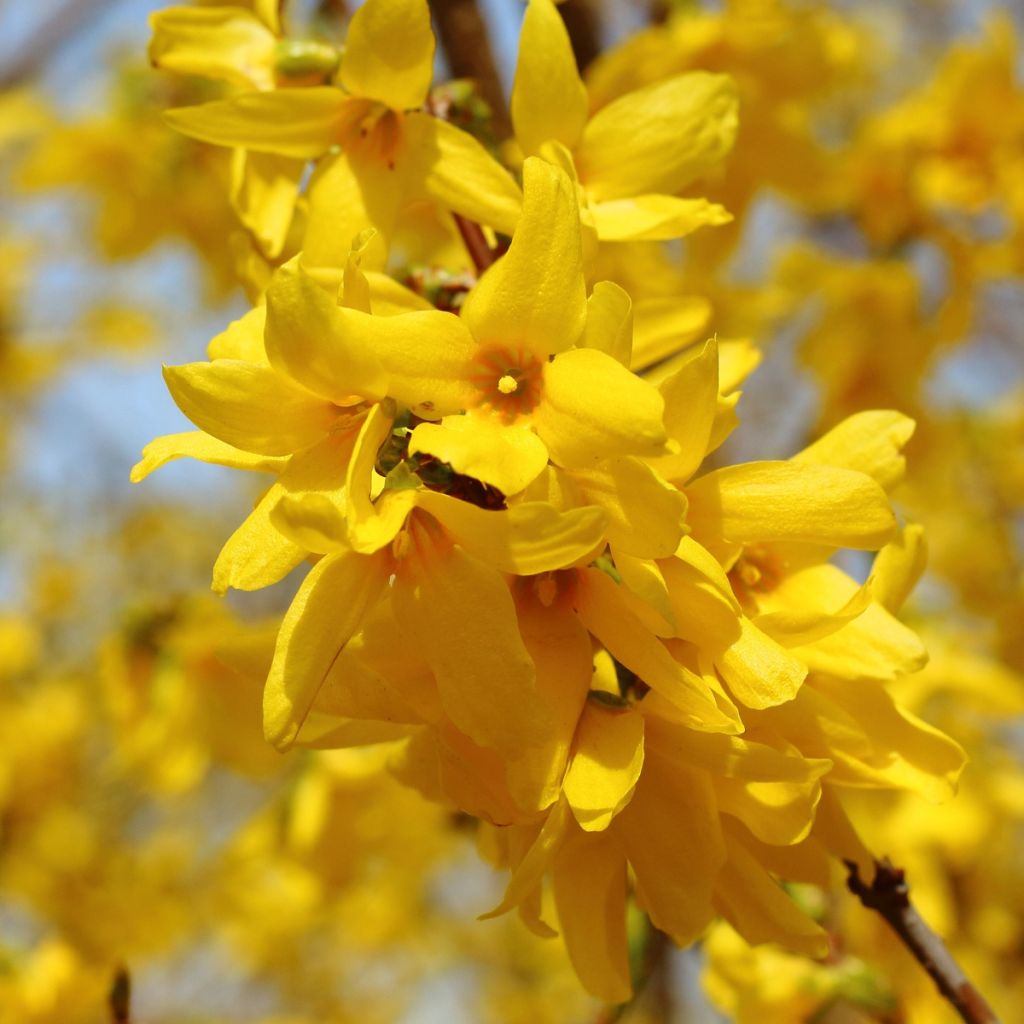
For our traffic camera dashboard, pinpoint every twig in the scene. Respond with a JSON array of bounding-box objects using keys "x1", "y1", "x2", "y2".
[
  {"x1": 845, "y1": 859, "x2": 1000, "y2": 1024},
  {"x1": 109, "y1": 964, "x2": 131, "y2": 1024},
  {"x1": 428, "y1": 0, "x2": 511, "y2": 139},
  {"x1": 595, "y1": 923, "x2": 672, "y2": 1024},
  {"x1": 451, "y1": 213, "x2": 498, "y2": 274},
  {"x1": 559, "y1": 0, "x2": 603, "y2": 72},
  {"x1": 0, "y1": 0, "x2": 111, "y2": 90}
]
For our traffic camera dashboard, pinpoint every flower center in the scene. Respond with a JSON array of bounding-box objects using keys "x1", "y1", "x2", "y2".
[{"x1": 470, "y1": 347, "x2": 542, "y2": 423}]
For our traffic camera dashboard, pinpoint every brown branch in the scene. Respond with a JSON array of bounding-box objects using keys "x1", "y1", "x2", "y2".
[
  {"x1": 595, "y1": 923, "x2": 673, "y2": 1024},
  {"x1": 558, "y1": 0, "x2": 603, "y2": 73},
  {"x1": 108, "y1": 965, "x2": 131, "y2": 1024},
  {"x1": 845, "y1": 859, "x2": 1000, "y2": 1024},
  {"x1": 428, "y1": 0, "x2": 511, "y2": 139},
  {"x1": 0, "y1": 0, "x2": 111, "y2": 90}
]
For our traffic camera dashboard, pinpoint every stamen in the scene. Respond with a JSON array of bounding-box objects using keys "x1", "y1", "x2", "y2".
[{"x1": 497, "y1": 374, "x2": 519, "y2": 395}]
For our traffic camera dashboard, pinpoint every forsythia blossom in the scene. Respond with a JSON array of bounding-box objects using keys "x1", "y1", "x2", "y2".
[{"x1": 131, "y1": 0, "x2": 971, "y2": 1008}]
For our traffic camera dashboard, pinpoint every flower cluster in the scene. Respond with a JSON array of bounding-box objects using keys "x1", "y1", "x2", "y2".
[{"x1": 132, "y1": 0, "x2": 967, "y2": 1004}]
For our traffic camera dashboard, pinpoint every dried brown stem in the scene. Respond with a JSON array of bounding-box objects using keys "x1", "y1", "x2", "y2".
[
  {"x1": 451, "y1": 212, "x2": 499, "y2": 274},
  {"x1": 428, "y1": 0, "x2": 511, "y2": 139},
  {"x1": 845, "y1": 859, "x2": 1000, "y2": 1024}
]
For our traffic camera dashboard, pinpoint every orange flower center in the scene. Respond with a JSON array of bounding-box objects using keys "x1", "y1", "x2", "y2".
[{"x1": 469, "y1": 347, "x2": 543, "y2": 423}]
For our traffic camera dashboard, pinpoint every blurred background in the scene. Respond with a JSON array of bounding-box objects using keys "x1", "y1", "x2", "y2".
[{"x1": 1, "y1": 1, "x2": 1022, "y2": 1021}]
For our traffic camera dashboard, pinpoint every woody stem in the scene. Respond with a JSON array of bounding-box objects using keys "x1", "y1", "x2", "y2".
[{"x1": 845, "y1": 859, "x2": 1001, "y2": 1024}]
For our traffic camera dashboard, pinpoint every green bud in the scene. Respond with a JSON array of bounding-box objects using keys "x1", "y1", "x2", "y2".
[{"x1": 274, "y1": 40, "x2": 340, "y2": 81}]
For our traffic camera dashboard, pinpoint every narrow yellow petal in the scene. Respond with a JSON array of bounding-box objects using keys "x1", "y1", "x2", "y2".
[
  {"x1": 573, "y1": 569, "x2": 737, "y2": 733},
  {"x1": 714, "y1": 829, "x2": 829, "y2": 959},
  {"x1": 506, "y1": 588, "x2": 594, "y2": 812},
  {"x1": 462, "y1": 158, "x2": 586, "y2": 361},
  {"x1": 792, "y1": 410, "x2": 915, "y2": 492},
  {"x1": 576, "y1": 72, "x2": 738, "y2": 201},
  {"x1": 591, "y1": 195, "x2": 731, "y2": 242},
  {"x1": 213, "y1": 485, "x2": 306, "y2": 594},
  {"x1": 409, "y1": 416, "x2": 548, "y2": 496},
  {"x1": 580, "y1": 281, "x2": 632, "y2": 367},
  {"x1": 565, "y1": 457, "x2": 687, "y2": 559},
  {"x1": 164, "y1": 88, "x2": 353, "y2": 158},
  {"x1": 415, "y1": 490, "x2": 607, "y2": 575},
  {"x1": 869, "y1": 523, "x2": 928, "y2": 614},
  {"x1": 618, "y1": 754, "x2": 724, "y2": 945},
  {"x1": 716, "y1": 618, "x2": 808, "y2": 710},
  {"x1": 648, "y1": 338, "x2": 719, "y2": 484},
  {"x1": 686, "y1": 461, "x2": 897, "y2": 550},
  {"x1": 130, "y1": 431, "x2": 285, "y2": 483},
  {"x1": 163, "y1": 360, "x2": 339, "y2": 455},
  {"x1": 481, "y1": 798, "x2": 571, "y2": 920},
  {"x1": 535, "y1": 348, "x2": 667, "y2": 467},
  {"x1": 230, "y1": 149, "x2": 305, "y2": 259},
  {"x1": 511, "y1": 0, "x2": 588, "y2": 157},
  {"x1": 263, "y1": 547, "x2": 389, "y2": 749},
  {"x1": 404, "y1": 113, "x2": 523, "y2": 237},
  {"x1": 564, "y1": 703, "x2": 644, "y2": 831},
  {"x1": 552, "y1": 831, "x2": 632, "y2": 1004},
  {"x1": 207, "y1": 306, "x2": 267, "y2": 362},
  {"x1": 340, "y1": 0, "x2": 434, "y2": 111},
  {"x1": 393, "y1": 536, "x2": 542, "y2": 755},
  {"x1": 148, "y1": 7, "x2": 277, "y2": 90},
  {"x1": 264, "y1": 256, "x2": 389, "y2": 403}
]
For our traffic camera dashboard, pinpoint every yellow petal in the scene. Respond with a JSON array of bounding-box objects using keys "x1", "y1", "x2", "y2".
[
  {"x1": 576, "y1": 72, "x2": 738, "y2": 201},
  {"x1": 164, "y1": 88, "x2": 357, "y2": 157},
  {"x1": 268, "y1": 430, "x2": 360, "y2": 553},
  {"x1": 792, "y1": 410, "x2": 915, "y2": 492},
  {"x1": 630, "y1": 295, "x2": 711, "y2": 373},
  {"x1": 403, "y1": 112, "x2": 523, "y2": 237},
  {"x1": 566, "y1": 457, "x2": 687, "y2": 559},
  {"x1": 409, "y1": 416, "x2": 548, "y2": 496},
  {"x1": 208, "y1": 306, "x2": 267, "y2": 362},
  {"x1": 148, "y1": 7, "x2": 277, "y2": 90},
  {"x1": 230, "y1": 149, "x2": 305, "y2": 259},
  {"x1": 536, "y1": 348, "x2": 667, "y2": 467},
  {"x1": 263, "y1": 547, "x2": 389, "y2": 749},
  {"x1": 462, "y1": 158, "x2": 586, "y2": 361},
  {"x1": 393, "y1": 534, "x2": 543, "y2": 755},
  {"x1": 481, "y1": 798, "x2": 571, "y2": 920},
  {"x1": 686, "y1": 462, "x2": 896, "y2": 550},
  {"x1": 618, "y1": 754, "x2": 724, "y2": 945},
  {"x1": 346, "y1": 403, "x2": 419, "y2": 553},
  {"x1": 552, "y1": 830, "x2": 632, "y2": 1004},
  {"x1": 340, "y1": 0, "x2": 434, "y2": 111},
  {"x1": 648, "y1": 338, "x2": 719, "y2": 484},
  {"x1": 714, "y1": 828, "x2": 829, "y2": 959},
  {"x1": 163, "y1": 360, "x2": 339, "y2": 455},
  {"x1": 869, "y1": 523, "x2": 928, "y2": 613},
  {"x1": 264, "y1": 257, "x2": 389, "y2": 403},
  {"x1": 415, "y1": 490, "x2": 607, "y2": 575},
  {"x1": 213, "y1": 485, "x2": 306, "y2": 594},
  {"x1": 591, "y1": 195, "x2": 731, "y2": 242},
  {"x1": 564, "y1": 703, "x2": 644, "y2": 831},
  {"x1": 506, "y1": 587, "x2": 594, "y2": 812},
  {"x1": 580, "y1": 281, "x2": 632, "y2": 367},
  {"x1": 511, "y1": 0, "x2": 588, "y2": 157},
  {"x1": 716, "y1": 618, "x2": 808, "y2": 710},
  {"x1": 573, "y1": 569, "x2": 737, "y2": 733},
  {"x1": 301, "y1": 152, "x2": 394, "y2": 271},
  {"x1": 130, "y1": 431, "x2": 285, "y2": 483}
]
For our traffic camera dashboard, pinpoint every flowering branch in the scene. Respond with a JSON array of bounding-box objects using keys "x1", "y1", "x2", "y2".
[{"x1": 845, "y1": 859, "x2": 1000, "y2": 1024}]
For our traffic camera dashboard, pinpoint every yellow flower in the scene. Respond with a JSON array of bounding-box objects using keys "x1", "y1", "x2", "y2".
[
  {"x1": 512, "y1": 0, "x2": 737, "y2": 244},
  {"x1": 161, "y1": 0, "x2": 522, "y2": 269}
]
